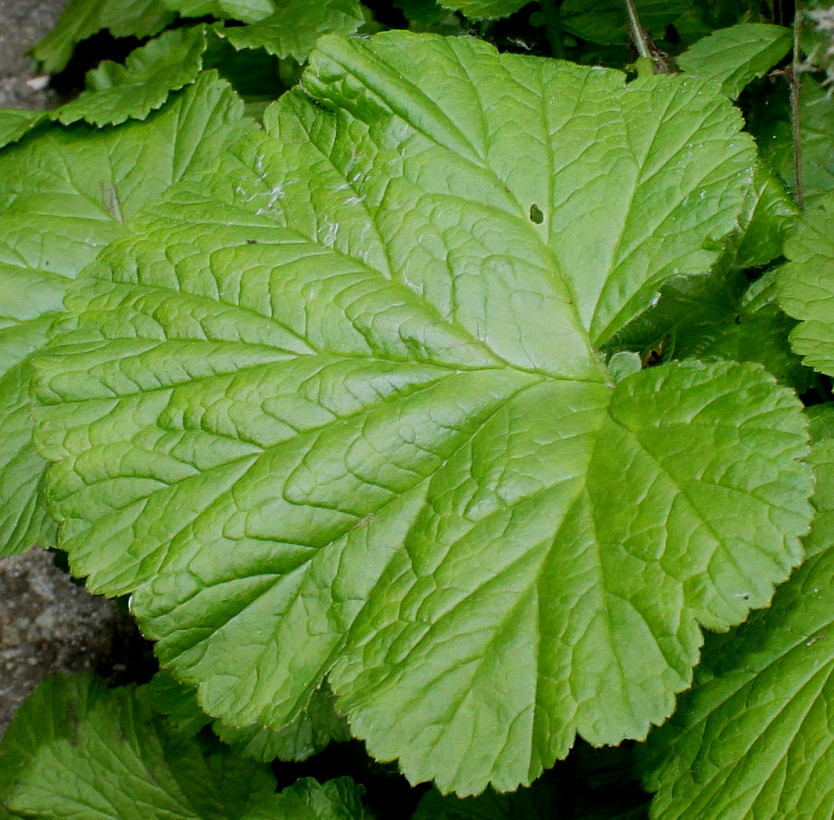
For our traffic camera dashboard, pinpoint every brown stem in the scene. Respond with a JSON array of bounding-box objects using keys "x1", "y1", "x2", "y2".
[{"x1": 790, "y1": 1, "x2": 805, "y2": 209}]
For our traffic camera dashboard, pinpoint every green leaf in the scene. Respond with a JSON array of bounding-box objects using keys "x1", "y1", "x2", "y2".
[
  {"x1": 222, "y1": 0, "x2": 365, "y2": 62},
  {"x1": 32, "y1": 0, "x2": 176, "y2": 74},
  {"x1": 53, "y1": 27, "x2": 209, "y2": 127},
  {"x1": 138, "y1": 671, "x2": 214, "y2": 735},
  {"x1": 728, "y1": 162, "x2": 798, "y2": 271},
  {"x1": 560, "y1": 0, "x2": 690, "y2": 46},
  {"x1": 272, "y1": 778, "x2": 369, "y2": 820},
  {"x1": 606, "y1": 351, "x2": 642, "y2": 383},
  {"x1": 682, "y1": 270, "x2": 812, "y2": 390},
  {"x1": 215, "y1": 682, "x2": 351, "y2": 762},
  {"x1": 759, "y1": 75, "x2": 834, "y2": 208},
  {"x1": 161, "y1": 0, "x2": 226, "y2": 15},
  {"x1": 143, "y1": 671, "x2": 351, "y2": 762},
  {"x1": 638, "y1": 437, "x2": 834, "y2": 819},
  {"x1": 33, "y1": 32, "x2": 813, "y2": 795},
  {"x1": 0, "y1": 673, "x2": 364, "y2": 820},
  {"x1": 610, "y1": 267, "x2": 812, "y2": 393},
  {"x1": 0, "y1": 318, "x2": 59, "y2": 556},
  {"x1": 219, "y1": 0, "x2": 275, "y2": 22},
  {"x1": 395, "y1": 0, "x2": 449, "y2": 26},
  {"x1": 779, "y1": 193, "x2": 834, "y2": 377},
  {"x1": 0, "y1": 74, "x2": 252, "y2": 557},
  {"x1": 0, "y1": 111, "x2": 47, "y2": 151},
  {"x1": 695, "y1": 269, "x2": 810, "y2": 389},
  {"x1": 438, "y1": 0, "x2": 527, "y2": 20},
  {"x1": 807, "y1": 403, "x2": 834, "y2": 442},
  {"x1": 608, "y1": 163, "x2": 805, "y2": 389},
  {"x1": 414, "y1": 783, "x2": 558, "y2": 818},
  {"x1": 677, "y1": 23, "x2": 791, "y2": 100}
]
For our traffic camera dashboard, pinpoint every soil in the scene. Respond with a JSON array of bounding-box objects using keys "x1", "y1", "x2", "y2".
[{"x1": 0, "y1": 0, "x2": 155, "y2": 740}]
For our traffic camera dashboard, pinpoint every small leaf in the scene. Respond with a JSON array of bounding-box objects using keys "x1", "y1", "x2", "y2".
[
  {"x1": 758, "y1": 75, "x2": 834, "y2": 208},
  {"x1": 215, "y1": 683, "x2": 351, "y2": 763},
  {"x1": 32, "y1": 0, "x2": 175, "y2": 74},
  {"x1": 677, "y1": 23, "x2": 791, "y2": 100},
  {"x1": 222, "y1": 0, "x2": 365, "y2": 62},
  {"x1": 219, "y1": 0, "x2": 274, "y2": 22},
  {"x1": 53, "y1": 27, "x2": 209, "y2": 127},
  {"x1": 161, "y1": 0, "x2": 225, "y2": 14},
  {"x1": 779, "y1": 192, "x2": 834, "y2": 376},
  {"x1": 395, "y1": 0, "x2": 449, "y2": 25},
  {"x1": 273, "y1": 778, "x2": 369, "y2": 820},
  {"x1": 0, "y1": 674, "x2": 366, "y2": 819},
  {"x1": 560, "y1": 0, "x2": 689, "y2": 46},
  {"x1": 729, "y1": 162, "x2": 798, "y2": 271},
  {"x1": 607, "y1": 351, "x2": 642, "y2": 382},
  {"x1": 438, "y1": 0, "x2": 527, "y2": 20},
  {"x1": 638, "y1": 438, "x2": 834, "y2": 819}
]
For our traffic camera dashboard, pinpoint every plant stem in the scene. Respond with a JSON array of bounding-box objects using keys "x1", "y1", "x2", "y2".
[
  {"x1": 623, "y1": 0, "x2": 650, "y2": 60},
  {"x1": 790, "y1": 0, "x2": 805, "y2": 209},
  {"x1": 539, "y1": 0, "x2": 566, "y2": 60}
]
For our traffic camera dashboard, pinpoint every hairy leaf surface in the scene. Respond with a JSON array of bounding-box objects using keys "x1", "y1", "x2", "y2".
[
  {"x1": 33, "y1": 33, "x2": 813, "y2": 795},
  {"x1": 677, "y1": 23, "x2": 791, "y2": 100},
  {"x1": 0, "y1": 74, "x2": 252, "y2": 556},
  {"x1": 638, "y1": 437, "x2": 834, "y2": 819}
]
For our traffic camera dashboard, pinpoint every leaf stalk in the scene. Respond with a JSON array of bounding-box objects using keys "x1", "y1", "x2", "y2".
[
  {"x1": 790, "y1": 0, "x2": 805, "y2": 209},
  {"x1": 539, "y1": 0, "x2": 566, "y2": 60}
]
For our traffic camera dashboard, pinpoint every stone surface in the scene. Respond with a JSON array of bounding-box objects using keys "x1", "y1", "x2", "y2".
[
  {"x1": 0, "y1": 551, "x2": 149, "y2": 738},
  {"x1": 0, "y1": 0, "x2": 66, "y2": 109}
]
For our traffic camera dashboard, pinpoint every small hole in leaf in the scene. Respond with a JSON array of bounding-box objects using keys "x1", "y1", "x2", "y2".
[{"x1": 529, "y1": 203, "x2": 544, "y2": 224}]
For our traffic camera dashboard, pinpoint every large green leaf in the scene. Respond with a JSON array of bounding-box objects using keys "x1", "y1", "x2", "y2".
[
  {"x1": 779, "y1": 193, "x2": 834, "y2": 377},
  {"x1": 638, "y1": 436, "x2": 834, "y2": 819},
  {"x1": 0, "y1": 73, "x2": 252, "y2": 557},
  {"x1": 0, "y1": 674, "x2": 365, "y2": 820},
  {"x1": 677, "y1": 23, "x2": 791, "y2": 100},
  {"x1": 33, "y1": 33, "x2": 813, "y2": 795},
  {"x1": 222, "y1": 0, "x2": 365, "y2": 61},
  {"x1": 32, "y1": 0, "x2": 176, "y2": 74}
]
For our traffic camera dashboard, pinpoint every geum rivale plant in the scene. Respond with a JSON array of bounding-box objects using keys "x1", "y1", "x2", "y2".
[{"x1": 2, "y1": 1, "x2": 834, "y2": 818}]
